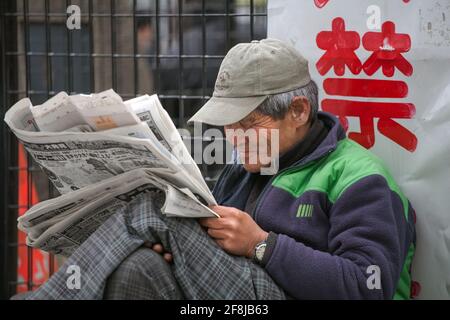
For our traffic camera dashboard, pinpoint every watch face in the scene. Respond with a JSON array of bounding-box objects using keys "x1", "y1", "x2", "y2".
[{"x1": 256, "y1": 243, "x2": 267, "y2": 261}]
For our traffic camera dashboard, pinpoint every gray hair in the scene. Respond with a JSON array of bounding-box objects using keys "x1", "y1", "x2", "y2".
[{"x1": 256, "y1": 80, "x2": 319, "y2": 122}]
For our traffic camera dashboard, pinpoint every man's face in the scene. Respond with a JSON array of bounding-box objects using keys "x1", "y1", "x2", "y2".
[
  {"x1": 224, "y1": 100, "x2": 310, "y2": 173},
  {"x1": 224, "y1": 96, "x2": 312, "y2": 173},
  {"x1": 224, "y1": 112, "x2": 279, "y2": 173}
]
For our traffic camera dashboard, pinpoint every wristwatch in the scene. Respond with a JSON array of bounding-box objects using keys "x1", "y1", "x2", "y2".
[{"x1": 253, "y1": 240, "x2": 267, "y2": 264}]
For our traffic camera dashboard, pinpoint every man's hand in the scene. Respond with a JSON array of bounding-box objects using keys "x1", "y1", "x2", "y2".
[
  {"x1": 199, "y1": 206, "x2": 268, "y2": 259},
  {"x1": 143, "y1": 242, "x2": 173, "y2": 264}
]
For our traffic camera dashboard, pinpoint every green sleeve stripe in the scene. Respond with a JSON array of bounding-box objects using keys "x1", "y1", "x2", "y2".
[
  {"x1": 394, "y1": 243, "x2": 415, "y2": 300},
  {"x1": 272, "y1": 139, "x2": 409, "y2": 219}
]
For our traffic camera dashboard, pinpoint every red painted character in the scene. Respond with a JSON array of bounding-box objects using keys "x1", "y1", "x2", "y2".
[
  {"x1": 362, "y1": 21, "x2": 413, "y2": 77},
  {"x1": 316, "y1": 18, "x2": 362, "y2": 76}
]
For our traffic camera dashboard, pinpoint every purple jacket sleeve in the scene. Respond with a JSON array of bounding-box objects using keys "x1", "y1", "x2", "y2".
[{"x1": 264, "y1": 175, "x2": 410, "y2": 299}]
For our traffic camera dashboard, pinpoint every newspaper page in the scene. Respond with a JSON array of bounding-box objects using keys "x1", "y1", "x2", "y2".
[
  {"x1": 33, "y1": 183, "x2": 163, "y2": 256},
  {"x1": 6, "y1": 99, "x2": 172, "y2": 194},
  {"x1": 5, "y1": 95, "x2": 216, "y2": 204},
  {"x1": 74, "y1": 89, "x2": 141, "y2": 131},
  {"x1": 126, "y1": 95, "x2": 173, "y2": 151},
  {"x1": 30, "y1": 90, "x2": 141, "y2": 133},
  {"x1": 30, "y1": 92, "x2": 87, "y2": 132},
  {"x1": 21, "y1": 169, "x2": 217, "y2": 256},
  {"x1": 162, "y1": 185, "x2": 219, "y2": 218},
  {"x1": 5, "y1": 90, "x2": 219, "y2": 256},
  {"x1": 18, "y1": 169, "x2": 151, "y2": 234},
  {"x1": 126, "y1": 94, "x2": 213, "y2": 201}
]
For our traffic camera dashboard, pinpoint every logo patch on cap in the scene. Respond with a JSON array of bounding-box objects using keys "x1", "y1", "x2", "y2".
[{"x1": 215, "y1": 71, "x2": 231, "y2": 92}]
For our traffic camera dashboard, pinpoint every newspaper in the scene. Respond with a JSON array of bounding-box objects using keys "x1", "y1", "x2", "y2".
[{"x1": 4, "y1": 90, "x2": 218, "y2": 256}]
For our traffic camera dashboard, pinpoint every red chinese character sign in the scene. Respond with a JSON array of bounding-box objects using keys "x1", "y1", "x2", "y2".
[
  {"x1": 269, "y1": 0, "x2": 450, "y2": 299},
  {"x1": 317, "y1": 17, "x2": 417, "y2": 152}
]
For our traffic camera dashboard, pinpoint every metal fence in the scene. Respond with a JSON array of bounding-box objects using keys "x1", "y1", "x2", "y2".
[{"x1": 0, "y1": 0, "x2": 267, "y2": 299}]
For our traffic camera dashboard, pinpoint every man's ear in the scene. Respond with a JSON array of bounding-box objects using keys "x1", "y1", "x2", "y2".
[{"x1": 290, "y1": 96, "x2": 311, "y2": 128}]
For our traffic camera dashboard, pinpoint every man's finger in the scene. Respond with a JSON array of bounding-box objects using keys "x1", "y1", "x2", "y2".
[
  {"x1": 199, "y1": 217, "x2": 224, "y2": 229},
  {"x1": 207, "y1": 228, "x2": 227, "y2": 240},
  {"x1": 152, "y1": 243, "x2": 164, "y2": 253},
  {"x1": 143, "y1": 242, "x2": 153, "y2": 249},
  {"x1": 209, "y1": 206, "x2": 235, "y2": 217},
  {"x1": 215, "y1": 239, "x2": 227, "y2": 250},
  {"x1": 163, "y1": 253, "x2": 173, "y2": 264},
  {"x1": 198, "y1": 218, "x2": 213, "y2": 227}
]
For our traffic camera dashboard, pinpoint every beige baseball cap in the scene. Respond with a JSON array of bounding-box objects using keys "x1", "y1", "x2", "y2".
[{"x1": 188, "y1": 38, "x2": 311, "y2": 126}]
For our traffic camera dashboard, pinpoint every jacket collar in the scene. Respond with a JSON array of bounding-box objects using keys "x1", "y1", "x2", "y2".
[{"x1": 287, "y1": 111, "x2": 346, "y2": 169}]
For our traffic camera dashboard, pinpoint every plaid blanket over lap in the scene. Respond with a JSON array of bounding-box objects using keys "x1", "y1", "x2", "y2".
[{"x1": 24, "y1": 192, "x2": 286, "y2": 300}]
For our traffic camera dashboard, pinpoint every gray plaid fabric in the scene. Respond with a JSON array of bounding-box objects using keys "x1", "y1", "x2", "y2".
[
  {"x1": 103, "y1": 248, "x2": 184, "y2": 300},
  {"x1": 22, "y1": 191, "x2": 287, "y2": 300}
]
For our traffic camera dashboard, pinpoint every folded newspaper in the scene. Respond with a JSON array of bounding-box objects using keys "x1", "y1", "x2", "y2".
[{"x1": 4, "y1": 89, "x2": 219, "y2": 257}]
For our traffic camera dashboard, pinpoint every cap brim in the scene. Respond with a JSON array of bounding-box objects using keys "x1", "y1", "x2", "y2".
[{"x1": 188, "y1": 95, "x2": 268, "y2": 126}]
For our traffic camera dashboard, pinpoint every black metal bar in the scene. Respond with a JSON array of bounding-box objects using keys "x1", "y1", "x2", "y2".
[
  {"x1": 200, "y1": 0, "x2": 208, "y2": 178},
  {"x1": 1, "y1": 0, "x2": 19, "y2": 299},
  {"x1": 3, "y1": 12, "x2": 267, "y2": 18},
  {"x1": 89, "y1": 0, "x2": 95, "y2": 92},
  {"x1": 155, "y1": 0, "x2": 160, "y2": 93},
  {"x1": 22, "y1": 0, "x2": 31, "y2": 95},
  {"x1": 22, "y1": 0, "x2": 34, "y2": 293},
  {"x1": 225, "y1": 0, "x2": 231, "y2": 50},
  {"x1": 0, "y1": 0, "x2": 7, "y2": 300},
  {"x1": 8, "y1": 166, "x2": 40, "y2": 171},
  {"x1": 66, "y1": 0, "x2": 73, "y2": 94},
  {"x1": 6, "y1": 90, "x2": 214, "y2": 100},
  {"x1": 44, "y1": 0, "x2": 56, "y2": 278},
  {"x1": 6, "y1": 52, "x2": 226, "y2": 59},
  {"x1": 250, "y1": 0, "x2": 255, "y2": 40},
  {"x1": 201, "y1": 0, "x2": 206, "y2": 105},
  {"x1": 178, "y1": 0, "x2": 184, "y2": 127},
  {"x1": 133, "y1": 0, "x2": 138, "y2": 96},
  {"x1": 44, "y1": 0, "x2": 52, "y2": 99},
  {"x1": 111, "y1": 0, "x2": 117, "y2": 90}
]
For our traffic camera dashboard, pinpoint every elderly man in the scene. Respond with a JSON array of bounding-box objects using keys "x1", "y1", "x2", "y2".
[{"x1": 103, "y1": 38, "x2": 416, "y2": 300}]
